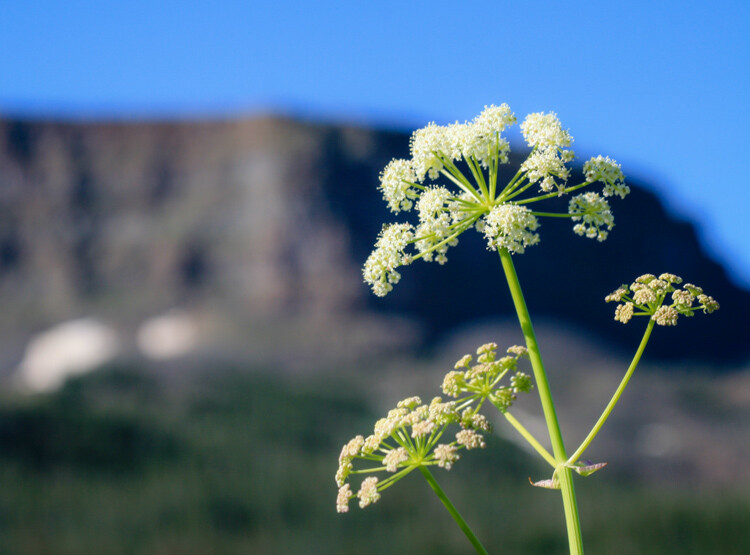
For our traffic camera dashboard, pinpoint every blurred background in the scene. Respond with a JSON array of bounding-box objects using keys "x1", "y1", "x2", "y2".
[{"x1": 0, "y1": 1, "x2": 748, "y2": 553}]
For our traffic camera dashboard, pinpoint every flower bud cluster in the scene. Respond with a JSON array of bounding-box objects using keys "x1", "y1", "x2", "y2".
[
  {"x1": 606, "y1": 273, "x2": 719, "y2": 325},
  {"x1": 335, "y1": 395, "x2": 489, "y2": 513},
  {"x1": 569, "y1": 192, "x2": 614, "y2": 242},
  {"x1": 442, "y1": 343, "x2": 533, "y2": 412},
  {"x1": 364, "y1": 103, "x2": 630, "y2": 296}
]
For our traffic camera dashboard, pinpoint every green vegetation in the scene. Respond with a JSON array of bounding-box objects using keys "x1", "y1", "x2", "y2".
[{"x1": 0, "y1": 366, "x2": 745, "y2": 554}]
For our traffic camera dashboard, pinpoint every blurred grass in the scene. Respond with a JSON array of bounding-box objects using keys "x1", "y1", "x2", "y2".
[{"x1": 0, "y1": 365, "x2": 746, "y2": 554}]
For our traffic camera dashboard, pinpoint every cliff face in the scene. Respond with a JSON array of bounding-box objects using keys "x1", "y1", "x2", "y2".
[
  {"x1": 0, "y1": 115, "x2": 747, "y2": 364},
  {"x1": 0, "y1": 117, "x2": 360, "y2": 325}
]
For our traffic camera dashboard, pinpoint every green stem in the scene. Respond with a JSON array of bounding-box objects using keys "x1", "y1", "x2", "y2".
[
  {"x1": 502, "y1": 411, "x2": 557, "y2": 468},
  {"x1": 502, "y1": 178, "x2": 534, "y2": 201},
  {"x1": 466, "y1": 156, "x2": 490, "y2": 201},
  {"x1": 498, "y1": 249, "x2": 583, "y2": 555},
  {"x1": 530, "y1": 212, "x2": 573, "y2": 218},
  {"x1": 418, "y1": 466, "x2": 488, "y2": 555},
  {"x1": 489, "y1": 134, "x2": 499, "y2": 199},
  {"x1": 567, "y1": 319, "x2": 655, "y2": 465},
  {"x1": 514, "y1": 181, "x2": 592, "y2": 205},
  {"x1": 499, "y1": 166, "x2": 526, "y2": 198},
  {"x1": 439, "y1": 168, "x2": 483, "y2": 203},
  {"x1": 410, "y1": 218, "x2": 478, "y2": 261}
]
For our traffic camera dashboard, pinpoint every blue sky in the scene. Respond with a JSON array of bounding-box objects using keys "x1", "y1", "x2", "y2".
[{"x1": 1, "y1": 1, "x2": 749, "y2": 286}]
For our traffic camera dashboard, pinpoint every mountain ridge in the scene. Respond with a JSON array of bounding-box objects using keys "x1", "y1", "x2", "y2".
[{"x1": 0, "y1": 115, "x2": 746, "y2": 366}]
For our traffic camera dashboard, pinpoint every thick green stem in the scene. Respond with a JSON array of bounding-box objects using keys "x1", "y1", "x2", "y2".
[
  {"x1": 567, "y1": 319, "x2": 655, "y2": 465},
  {"x1": 418, "y1": 466, "x2": 488, "y2": 555},
  {"x1": 498, "y1": 249, "x2": 583, "y2": 555}
]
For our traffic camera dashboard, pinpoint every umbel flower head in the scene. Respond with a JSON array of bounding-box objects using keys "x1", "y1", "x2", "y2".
[
  {"x1": 335, "y1": 396, "x2": 487, "y2": 513},
  {"x1": 442, "y1": 343, "x2": 533, "y2": 412},
  {"x1": 605, "y1": 273, "x2": 719, "y2": 326},
  {"x1": 364, "y1": 104, "x2": 630, "y2": 296},
  {"x1": 335, "y1": 342, "x2": 534, "y2": 513}
]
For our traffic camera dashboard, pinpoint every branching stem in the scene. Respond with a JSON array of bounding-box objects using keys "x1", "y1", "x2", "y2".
[
  {"x1": 567, "y1": 319, "x2": 655, "y2": 465},
  {"x1": 498, "y1": 249, "x2": 584, "y2": 554},
  {"x1": 501, "y1": 411, "x2": 557, "y2": 468}
]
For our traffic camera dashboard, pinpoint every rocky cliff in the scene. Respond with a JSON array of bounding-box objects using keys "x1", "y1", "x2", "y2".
[{"x1": 0, "y1": 115, "x2": 747, "y2": 367}]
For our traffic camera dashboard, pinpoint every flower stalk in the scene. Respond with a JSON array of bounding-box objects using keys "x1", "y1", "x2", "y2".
[
  {"x1": 419, "y1": 466, "x2": 489, "y2": 555},
  {"x1": 567, "y1": 320, "x2": 654, "y2": 465},
  {"x1": 498, "y1": 248, "x2": 584, "y2": 555}
]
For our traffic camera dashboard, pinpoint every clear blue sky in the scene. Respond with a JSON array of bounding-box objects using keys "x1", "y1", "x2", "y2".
[{"x1": 1, "y1": 1, "x2": 748, "y2": 286}]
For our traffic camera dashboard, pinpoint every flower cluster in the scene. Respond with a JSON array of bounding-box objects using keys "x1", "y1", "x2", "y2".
[
  {"x1": 364, "y1": 103, "x2": 630, "y2": 296},
  {"x1": 520, "y1": 111, "x2": 575, "y2": 193},
  {"x1": 569, "y1": 192, "x2": 614, "y2": 242},
  {"x1": 605, "y1": 273, "x2": 719, "y2": 325},
  {"x1": 442, "y1": 343, "x2": 533, "y2": 411},
  {"x1": 584, "y1": 155, "x2": 629, "y2": 199},
  {"x1": 335, "y1": 395, "x2": 488, "y2": 513},
  {"x1": 483, "y1": 204, "x2": 540, "y2": 254},
  {"x1": 362, "y1": 223, "x2": 414, "y2": 297}
]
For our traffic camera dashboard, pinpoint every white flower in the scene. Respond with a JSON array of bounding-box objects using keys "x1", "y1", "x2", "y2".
[
  {"x1": 633, "y1": 286, "x2": 657, "y2": 305},
  {"x1": 521, "y1": 148, "x2": 571, "y2": 193},
  {"x1": 506, "y1": 345, "x2": 528, "y2": 357},
  {"x1": 335, "y1": 459, "x2": 352, "y2": 487},
  {"x1": 415, "y1": 186, "x2": 456, "y2": 264},
  {"x1": 466, "y1": 412, "x2": 491, "y2": 432},
  {"x1": 441, "y1": 371, "x2": 463, "y2": 397},
  {"x1": 605, "y1": 286, "x2": 628, "y2": 302},
  {"x1": 410, "y1": 122, "x2": 447, "y2": 180},
  {"x1": 672, "y1": 289, "x2": 694, "y2": 308},
  {"x1": 379, "y1": 159, "x2": 418, "y2": 213},
  {"x1": 473, "y1": 103, "x2": 516, "y2": 135},
  {"x1": 364, "y1": 104, "x2": 631, "y2": 296},
  {"x1": 363, "y1": 223, "x2": 414, "y2": 296},
  {"x1": 339, "y1": 435, "x2": 364, "y2": 461},
  {"x1": 465, "y1": 104, "x2": 516, "y2": 167},
  {"x1": 483, "y1": 204, "x2": 540, "y2": 253},
  {"x1": 584, "y1": 155, "x2": 629, "y2": 198},
  {"x1": 521, "y1": 111, "x2": 573, "y2": 150},
  {"x1": 357, "y1": 476, "x2": 381, "y2": 508},
  {"x1": 397, "y1": 396, "x2": 422, "y2": 409},
  {"x1": 383, "y1": 447, "x2": 409, "y2": 472},
  {"x1": 455, "y1": 429, "x2": 486, "y2": 450},
  {"x1": 411, "y1": 419, "x2": 435, "y2": 438},
  {"x1": 652, "y1": 305, "x2": 679, "y2": 326},
  {"x1": 569, "y1": 192, "x2": 614, "y2": 241},
  {"x1": 614, "y1": 302, "x2": 634, "y2": 323},
  {"x1": 434, "y1": 444, "x2": 459, "y2": 469},
  {"x1": 417, "y1": 186, "x2": 452, "y2": 219},
  {"x1": 428, "y1": 398, "x2": 458, "y2": 425},
  {"x1": 336, "y1": 483, "x2": 352, "y2": 513}
]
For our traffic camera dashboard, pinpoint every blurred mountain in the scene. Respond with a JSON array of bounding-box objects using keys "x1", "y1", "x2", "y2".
[{"x1": 0, "y1": 115, "x2": 747, "y2": 368}]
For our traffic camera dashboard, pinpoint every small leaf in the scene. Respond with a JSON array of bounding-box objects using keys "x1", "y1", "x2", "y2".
[
  {"x1": 569, "y1": 461, "x2": 608, "y2": 477},
  {"x1": 528, "y1": 476, "x2": 560, "y2": 490}
]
